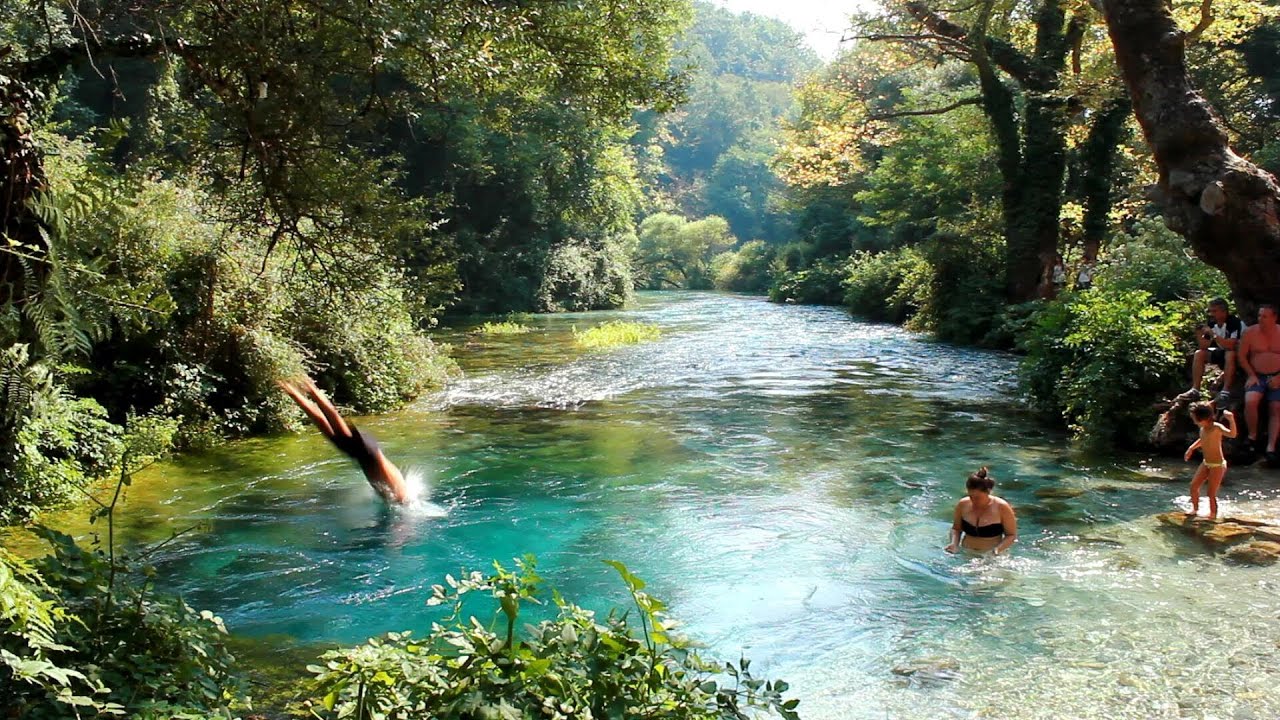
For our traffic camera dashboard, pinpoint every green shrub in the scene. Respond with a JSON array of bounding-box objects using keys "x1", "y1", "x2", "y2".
[
  {"x1": 0, "y1": 344, "x2": 124, "y2": 524},
  {"x1": 538, "y1": 236, "x2": 633, "y2": 312},
  {"x1": 711, "y1": 241, "x2": 777, "y2": 293},
  {"x1": 1, "y1": 528, "x2": 244, "y2": 719},
  {"x1": 308, "y1": 558, "x2": 799, "y2": 720},
  {"x1": 768, "y1": 257, "x2": 846, "y2": 305},
  {"x1": 1020, "y1": 288, "x2": 1193, "y2": 446},
  {"x1": 287, "y1": 282, "x2": 457, "y2": 414},
  {"x1": 574, "y1": 321, "x2": 662, "y2": 350},
  {"x1": 1093, "y1": 217, "x2": 1230, "y2": 302},
  {"x1": 904, "y1": 232, "x2": 1007, "y2": 346},
  {"x1": 842, "y1": 248, "x2": 925, "y2": 324}
]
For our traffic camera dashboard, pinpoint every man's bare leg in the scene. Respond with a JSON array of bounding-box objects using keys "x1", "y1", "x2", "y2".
[
  {"x1": 1269, "y1": 401, "x2": 1280, "y2": 454},
  {"x1": 1191, "y1": 349, "x2": 1209, "y2": 391},
  {"x1": 1245, "y1": 391, "x2": 1263, "y2": 446}
]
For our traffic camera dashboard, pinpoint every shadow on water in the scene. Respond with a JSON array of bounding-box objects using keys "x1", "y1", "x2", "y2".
[{"x1": 23, "y1": 291, "x2": 1280, "y2": 720}]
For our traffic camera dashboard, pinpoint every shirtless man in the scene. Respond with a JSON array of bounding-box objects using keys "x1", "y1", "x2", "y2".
[
  {"x1": 1238, "y1": 304, "x2": 1280, "y2": 460},
  {"x1": 278, "y1": 376, "x2": 410, "y2": 503}
]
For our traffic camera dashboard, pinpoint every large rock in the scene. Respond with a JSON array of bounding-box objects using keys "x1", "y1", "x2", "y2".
[
  {"x1": 1148, "y1": 389, "x2": 1253, "y2": 462},
  {"x1": 1202, "y1": 522, "x2": 1256, "y2": 544},
  {"x1": 1251, "y1": 526, "x2": 1280, "y2": 543},
  {"x1": 1225, "y1": 541, "x2": 1280, "y2": 565},
  {"x1": 1155, "y1": 512, "x2": 1257, "y2": 544}
]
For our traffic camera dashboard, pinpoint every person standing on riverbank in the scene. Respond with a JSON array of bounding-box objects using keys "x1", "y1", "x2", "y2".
[
  {"x1": 278, "y1": 376, "x2": 410, "y2": 504},
  {"x1": 945, "y1": 467, "x2": 1017, "y2": 555},
  {"x1": 1184, "y1": 402, "x2": 1237, "y2": 519}
]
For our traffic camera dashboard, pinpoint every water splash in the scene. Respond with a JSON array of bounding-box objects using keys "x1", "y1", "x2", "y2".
[{"x1": 400, "y1": 466, "x2": 448, "y2": 518}]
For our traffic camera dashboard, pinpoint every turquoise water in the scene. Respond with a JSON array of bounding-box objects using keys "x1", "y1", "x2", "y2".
[{"x1": 40, "y1": 292, "x2": 1280, "y2": 718}]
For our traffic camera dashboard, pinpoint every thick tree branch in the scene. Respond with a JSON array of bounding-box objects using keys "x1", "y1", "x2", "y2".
[
  {"x1": 868, "y1": 96, "x2": 982, "y2": 120},
  {"x1": 903, "y1": 1, "x2": 1041, "y2": 85},
  {"x1": 1186, "y1": 0, "x2": 1214, "y2": 44}
]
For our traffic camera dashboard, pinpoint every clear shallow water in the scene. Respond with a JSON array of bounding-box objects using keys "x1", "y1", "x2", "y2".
[{"x1": 28, "y1": 292, "x2": 1280, "y2": 719}]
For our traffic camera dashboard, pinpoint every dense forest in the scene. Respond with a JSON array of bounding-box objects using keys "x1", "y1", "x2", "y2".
[{"x1": 5, "y1": 0, "x2": 1280, "y2": 716}]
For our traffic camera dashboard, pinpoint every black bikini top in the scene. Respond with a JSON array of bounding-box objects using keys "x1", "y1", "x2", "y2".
[{"x1": 961, "y1": 518, "x2": 1005, "y2": 538}]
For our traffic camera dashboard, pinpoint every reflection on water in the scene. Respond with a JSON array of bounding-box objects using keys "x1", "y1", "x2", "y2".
[{"x1": 25, "y1": 292, "x2": 1280, "y2": 719}]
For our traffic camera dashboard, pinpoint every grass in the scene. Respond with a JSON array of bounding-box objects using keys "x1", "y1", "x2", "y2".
[
  {"x1": 573, "y1": 321, "x2": 661, "y2": 350},
  {"x1": 477, "y1": 321, "x2": 532, "y2": 335}
]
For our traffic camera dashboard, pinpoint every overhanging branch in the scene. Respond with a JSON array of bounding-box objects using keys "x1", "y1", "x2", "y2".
[{"x1": 868, "y1": 95, "x2": 982, "y2": 120}]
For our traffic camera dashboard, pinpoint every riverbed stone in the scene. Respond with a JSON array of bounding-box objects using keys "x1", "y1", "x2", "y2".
[
  {"x1": 1202, "y1": 522, "x2": 1256, "y2": 544},
  {"x1": 890, "y1": 657, "x2": 959, "y2": 683},
  {"x1": 1251, "y1": 526, "x2": 1280, "y2": 543},
  {"x1": 1225, "y1": 541, "x2": 1280, "y2": 565},
  {"x1": 1156, "y1": 511, "x2": 1196, "y2": 528},
  {"x1": 1034, "y1": 487, "x2": 1086, "y2": 499},
  {"x1": 1222, "y1": 515, "x2": 1269, "y2": 528}
]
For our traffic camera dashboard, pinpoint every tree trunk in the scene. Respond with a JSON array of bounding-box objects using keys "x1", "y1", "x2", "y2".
[
  {"x1": 1078, "y1": 97, "x2": 1132, "y2": 261},
  {"x1": 1017, "y1": 94, "x2": 1070, "y2": 301},
  {"x1": 0, "y1": 79, "x2": 49, "y2": 308},
  {"x1": 1102, "y1": 0, "x2": 1280, "y2": 317},
  {"x1": 904, "y1": 0, "x2": 1079, "y2": 303}
]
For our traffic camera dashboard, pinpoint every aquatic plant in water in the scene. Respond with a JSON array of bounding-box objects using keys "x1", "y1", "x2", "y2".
[
  {"x1": 477, "y1": 320, "x2": 534, "y2": 335},
  {"x1": 573, "y1": 321, "x2": 661, "y2": 349},
  {"x1": 308, "y1": 557, "x2": 799, "y2": 720}
]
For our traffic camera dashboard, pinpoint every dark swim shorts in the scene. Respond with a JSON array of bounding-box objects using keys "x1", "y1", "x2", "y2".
[{"x1": 1246, "y1": 374, "x2": 1280, "y2": 402}]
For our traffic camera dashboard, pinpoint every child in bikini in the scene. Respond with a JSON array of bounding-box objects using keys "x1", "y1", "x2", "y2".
[{"x1": 1184, "y1": 401, "x2": 1238, "y2": 519}]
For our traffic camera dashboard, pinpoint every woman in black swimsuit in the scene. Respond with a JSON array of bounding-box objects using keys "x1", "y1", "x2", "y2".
[
  {"x1": 278, "y1": 376, "x2": 409, "y2": 504},
  {"x1": 944, "y1": 467, "x2": 1017, "y2": 555}
]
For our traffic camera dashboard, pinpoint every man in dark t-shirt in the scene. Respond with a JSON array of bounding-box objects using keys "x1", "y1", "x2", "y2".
[{"x1": 1192, "y1": 297, "x2": 1243, "y2": 397}]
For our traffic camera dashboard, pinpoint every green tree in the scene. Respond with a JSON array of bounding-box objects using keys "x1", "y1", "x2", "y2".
[{"x1": 635, "y1": 213, "x2": 736, "y2": 289}]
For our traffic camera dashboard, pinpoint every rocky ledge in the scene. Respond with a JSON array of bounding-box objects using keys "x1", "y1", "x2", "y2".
[{"x1": 1156, "y1": 512, "x2": 1280, "y2": 565}]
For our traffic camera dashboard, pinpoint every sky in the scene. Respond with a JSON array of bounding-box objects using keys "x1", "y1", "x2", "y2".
[{"x1": 714, "y1": 0, "x2": 874, "y2": 60}]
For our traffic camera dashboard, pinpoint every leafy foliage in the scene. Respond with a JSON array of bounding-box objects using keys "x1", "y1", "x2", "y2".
[
  {"x1": 4, "y1": 528, "x2": 245, "y2": 719},
  {"x1": 477, "y1": 322, "x2": 533, "y2": 336},
  {"x1": 711, "y1": 241, "x2": 777, "y2": 292},
  {"x1": 652, "y1": 2, "x2": 819, "y2": 243},
  {"x1": 2, "y1": 427, "x2": 240, "y2": 720},
  {"x1": 635, "y1": 214, "x2": 737, "y2": 290},
  {"x1": 768, "y1": 258, "x2": 847, "y2": 306},
  {"x1": 1020, "y1": 287, "x2": 1193, "y2": 446},
  {"x1": 0, "y1": 344, "x2": 123, "y2": 523},
  {"x1": 308, "y1": 558, "x2": 800, "y2": 720}
]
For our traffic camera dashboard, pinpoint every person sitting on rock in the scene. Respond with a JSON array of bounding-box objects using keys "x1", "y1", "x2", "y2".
[
  {"x1": 278, "y1": 376, "x2": 410, "y2": 503},
  {"x1": 1239, "y1": 304, "x2": 1280, "y2": 463},
  {"x1": 1191, "y1": 298, "x2": 1242, "y2": 400}
]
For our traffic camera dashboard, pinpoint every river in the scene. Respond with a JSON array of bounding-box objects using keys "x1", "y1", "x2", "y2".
[{"x1": 38, "y1": 292, "x2": 1280, "y2": 719}]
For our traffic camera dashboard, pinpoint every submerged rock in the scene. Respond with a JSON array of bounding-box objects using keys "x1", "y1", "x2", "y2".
[
  {"x1": 1225, "y1": 541, "x2": 1280, "y2": 566},
  {"x1": 1034, "y1": 486, "x2": 1086, "y2": 499},
  {"x1": 891, "y1": 657, "x2": 960, "y2": 684},
  {"x1": 1203, "y1": 522, "x2": 1257, "y2": 544},
  {"x1": 1251, "y1": 526, "x2": 1280, "y2": 544},
  {"x1": 1155, "y1": 512, "x2": 1280, "y2": 555}
]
